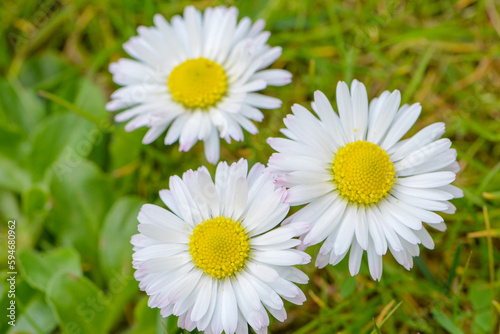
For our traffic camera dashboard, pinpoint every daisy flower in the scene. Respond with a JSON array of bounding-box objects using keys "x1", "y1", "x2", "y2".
[
  {"x1": 132, "y1": 159, "x2": 310, "y2": 334},
  {"x1": 267, "y1": 80, "x2": 463, "y2": 281},
  {"x1": 107, "y1": 6, "x2": 291, "y2": 164}
]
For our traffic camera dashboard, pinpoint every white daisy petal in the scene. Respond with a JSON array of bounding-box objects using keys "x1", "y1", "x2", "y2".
[
  {"x1": 350, "y1": 79, "x2": 369, "y2": 141},
  {"x1": 394, "y1": 138, "x2": 451, "y2": 172},
  {"x1": 246, "y1": 262, "x2": 280, "y2": 282},
  {"x1": 138, "y1": 204, "x2": 188, "y2": 232},
  {"x1": 138, "y1": 224, "x2": 189, "y2": 244},
  {"x1": 250, "y1": 69, "x2": 292, "y2": 86},
  {"x1": 368, "y1": 89, "x2": 401, "y2": 145},
  {"x1": 232, "y1": 277, "x2": 267, "y2": 330},
  {"x1": 381, "y1": 209, "x2": 420, "y2": 244},
  {"x1": 268, "y1": 80, "x2": 460, "y2": 280},
  {"x1": 366, "y1": 208, "x2": 388, "y2": 256},
  {"x1": 301, "y1": 197, "x2": 346, "y2": 248},
  {"x1": 380, "y1": 103, "x2": 421, "y2": 150},
  {"x1": 391, "y1": 189, "x2": 450, "y2": 211},
  {"x1": 312, "y1": 90, "x2": 347, "y2": 146},
  {"x1": 394, "y1": 185, "x2": 454, "y2": 201},
  {"x1": 439, "y1": 185, "x2": 464, "y2": 198},
  {"x1": 367, "y1": 241, "x2": 383, "y2": 281},
  {"x1": 286, "y1": 183, "x2": 333, "y2": 206},
  {"x1": 245, "y1": 93, "x2": 282, "y2": 109},
  {"x1": 354, "y1": 206, "x2": 369, "y2": 250},
  {"x1": 396, "y1": 149, "x2": 458, "y2": 176},
  {"x1": 253, "y1": 250, "x2": 310, "y2": 266},
  {"x1": 336, "y1": 81, "x2": 355, "y2": 141},
  {"x1": 221, "y1": 280, "x2": 238, "y2": 334},
  {"x1": 383, "y1": 198, "x2": 423, "y2": 230},
  {"x1": 390, "y1": 122, "x2": 446, "y2": 160},
  {"x1": 397, "y1": 171, "x2": 456, "y2": 188},
  {"x1": 191, "y1": 275, "x2": 214, "y2": 322},
  {"x1": 414, "y1": 227, "x2": 435, "y2": 249},
  {"x1": 132, "y1": 159, "x2": 308, "y2": 333},
  {"x1": 348, "y1": 239, "x2": 364, "y2": 276},
  {"x1": 333, "y1": 205, "x2": 357, "y2": 255}
]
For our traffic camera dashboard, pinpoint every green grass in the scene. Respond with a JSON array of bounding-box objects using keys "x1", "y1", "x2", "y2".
[{"x1": 1, "y1": 0, "x2": 500, "y2": 333}]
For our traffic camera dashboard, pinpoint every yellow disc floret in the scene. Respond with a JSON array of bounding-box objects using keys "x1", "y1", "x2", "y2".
[
  {"x1": 168, "y1": 57, "x2": 227, "y2": 109},
  {"x1": 333, "y1": 140, "x2": 396, "y2": 205},
  {"x1": 188, "y1": 216, "x2": 250, "y2": 278}
]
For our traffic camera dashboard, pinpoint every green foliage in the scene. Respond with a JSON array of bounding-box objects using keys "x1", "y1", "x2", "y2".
[
  {"x1": 0, "y1": 0, "x2": 499, "y2": 333},
  {"x1": 18, "y1": 247, "x2": 82, "y2": 292},
  {"x1": 46, "y1": 272, "x2": 113, "y2": 334}
]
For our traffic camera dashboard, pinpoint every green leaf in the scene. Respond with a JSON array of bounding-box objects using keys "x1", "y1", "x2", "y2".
[
  {"x1": 18, "y1": 247, "x2": 82, "y2": 293},
  {"x1": 48, "y1": 160, "x2": 114, "y2": 272},
  {"x1": 431, "y1": 307, "x2": 465, "y2": 334},
  {"x1": 470, "y1": 281, "x2": 492, "y2": 310},
  {"x1": 0, "y1": 79, "x2": 45, "y2": 133},
  {"x1": 470, "y1": 281, "x2": 494, "y2": 333},
  {"x1": 19, "y1": 52, "x2": 73, "y2": 90},
  {"x1": 46, "y1": 272, "x2": 113, "y2": 334},
  {"x1": 29, "y1": 113, "x2": 99, "y2": 181},
  {"x1": 0, "y1": 154, "x2": 30, "y2": 193},
  {"x1": 99, "y1": 196, "x2": 143, "y2": 281},
  {"x1": 0, "y1": 190, "x2": 21, "y2": 220},
  {"x1": 125, "y1": 297, "x2": 158, "y2": 334},
  {"x1": 99, "y1": 197, "x2": 144, "y2": 325},
  {"x1": 110, "y1": 126, "x2": 143, "y2": 170},
  {"x1": 163, "y1": 315, "x2": 181, "y2": 334},
  {"x1": 22, "y1": 185, "x2": 48, "y2": 216},
  {"x1": 372, "y1": 318, "x2": 382, "y2": 334},
  {"x1": 0, "y1": 121, "x2": 29, "y2": 161},
  {"x1": 340, "y1": 277, "x2": 356, "y2": 298},
  {"x1": 75, "y1": 77, "x2": 108, "y2": 119},
  {"x1": 7, "y1": 295, "x2": 57, "y2": 334}
]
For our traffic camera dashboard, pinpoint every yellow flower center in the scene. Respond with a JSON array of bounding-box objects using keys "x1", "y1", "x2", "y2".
[
  {"x1": 333, "y1": 140, "x2": 396, "y2": 205},
  {"x1": 188, "y1": 216, "x2": 250, "y2": 278},
  {"x1": 167, "y1": 57, "x2": 227, "y2": 109}
]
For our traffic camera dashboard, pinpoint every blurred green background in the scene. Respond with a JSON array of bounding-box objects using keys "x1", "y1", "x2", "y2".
[{"x1": 1, "y1": 0, "x2": 499, "y2": 333}]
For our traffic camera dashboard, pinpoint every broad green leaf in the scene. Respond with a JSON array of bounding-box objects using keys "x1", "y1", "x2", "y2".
[
  {"x1": 110, "y1": 127, "x2": 143, "y2": 170},
  {"x1": 28, "y1": 113, "x2": 99, "y2": 181},
  {"x1": 470, "y1": 281, "x2": 492, "y2": 310},
  {"x1": 0, "y1": 154, "x2": 30, "y2": 193},
  {"x1": 48, "y1": 160, "x2": 114, "y2": 271},
  {"x1": 473, "y1": 309, "x2": 494, "y2": 334},
  {"x1": 470, "y1": 281, "x2": 495, "y2": 333},
  {"x1": 340, "y1": 277, "x2": 356, "y2": 298},
  {"x1": 7, "y1": 296, "x2": 57, "y2": 334},
  {"x1": 0, "y1": 121, "x2": 29, "y2": 161},
  {"x1": 0, "y1": 190, "x2": 21, "y2": 220},
  {"x1": 99, "y1": 197, "x2": 143, "y2": 325},
  {"x1": 162, "y1": 315, "x2": 180, "y2": 334},
  {"x1": 0, "y1": 279, "x2": 46, "y2": 333},
  {"x1": 431, "y1": 307, "x2": 465, "y2": 334},
  {"x1": 46, "y1": 272, "x2": 113, "y2": 334},
  {"x1": 18, "y1": 247, "x2": 82, "y2": 293},
  {"x1": 121, "y1": 297, "x2": 179, "y2": 334},
  {"x1": 0, "y1": 79, "x2": 45, "y2": 133},
  {"x1": 22, "y1": 185, "x2": 48, "y2": 216},
  {"x1": 19, "y1": 52, "x2": 73, "y2": 90},
  {"x1": 75, "y1": 77, "x2": 108, "y2": 119},
  {"x1": 99, "y1": 196, "x2": 143, "y2": 281},
  {"x1": 124, "y1": 297, "x2": 157, "y2": 334}
]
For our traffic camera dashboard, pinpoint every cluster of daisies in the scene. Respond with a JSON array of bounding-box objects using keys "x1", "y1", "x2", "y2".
[{"x1": 109, "y1": 6, "x2": 462, "y2": 334}]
